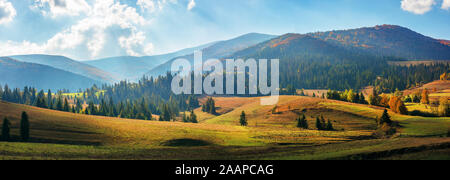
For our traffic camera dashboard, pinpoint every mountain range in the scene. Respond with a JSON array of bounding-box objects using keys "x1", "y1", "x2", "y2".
[
  {"x1": 84, "y1": 42, "x2": 216, "y2": 80},
  {"x1": 307, "y1": 25, "x2": 450, "y2": 60},
  {"x1": 10, "y1": 54, "x2": 117, "y2": 83},
  {"x1": 146, "y1": 33, "x2": 277, "y2": 77},
  {"x1": 0, "y1": 57, "x2": 102, "y2": 91},
  {"x1": 1, "y1": 25, "x2": 450, "y2": 91}
]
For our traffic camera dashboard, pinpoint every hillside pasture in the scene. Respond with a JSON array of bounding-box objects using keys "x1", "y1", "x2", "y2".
[{"x1": 0, "y1": 95, "x2": 449, "y2": 160}]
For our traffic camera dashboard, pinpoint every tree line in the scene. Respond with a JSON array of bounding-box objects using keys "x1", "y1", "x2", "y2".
[{"x1": 0, "y1": 75, "x2": 201, "y2": 122}]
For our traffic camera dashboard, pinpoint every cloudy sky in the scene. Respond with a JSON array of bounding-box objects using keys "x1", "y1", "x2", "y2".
[{"x1": 0, "y1": 0, "x2": 449, "y2": 60}]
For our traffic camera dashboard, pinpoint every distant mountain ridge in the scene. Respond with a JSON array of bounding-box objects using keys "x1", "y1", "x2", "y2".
[
  {"x1": 85, "y1": 42, "x2": 217, "y2": 80},
  {"x1": 307, "y1": 24, "x2": 450, "y2": 60},
  {"x1": 0, "y1": 57, "x2": 102, "y2": 91},
  {"x1": 4, "y1": 24, "x2": 450, "y2": 91},
  {"x1": 230, "y1": 33, "x2": 353, "y2": 59},
  {"x1": 9, "y1": 54, "x2": 117, "y2": 83},
  {"x1": 146, "y1": 33, "x2": 277, "y2": 77}
]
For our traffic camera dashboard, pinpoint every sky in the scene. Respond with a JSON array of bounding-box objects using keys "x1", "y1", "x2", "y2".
[{"x1": 0, "y1": 0, "x2": 449, "y2": 60}]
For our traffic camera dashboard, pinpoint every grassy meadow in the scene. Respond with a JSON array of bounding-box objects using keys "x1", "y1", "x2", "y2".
[{"x1": 0, "y1": 94, "x2": 449, "y2": 160}]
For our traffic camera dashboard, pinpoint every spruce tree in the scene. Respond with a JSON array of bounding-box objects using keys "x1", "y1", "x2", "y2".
[
  {"x1": 1, "y1": 117, "x2": 11, "y2": 141},
  {"x1": 297, "y1": 115, "x2": 302, "y2": 128},
  {"x1": 302, "y1": 114, "x2": 308, "y2": 129},
  {"x1": 190, "y1": 110, "x2": 198, "y2": 123},
  {"x1": 326, "y1": 120, "x2": 334, "y2": 131},
  {"x1": 47, "y1": 90, "x2": 53, "y2": 108},
  {"x1": 182, "y1": 113, "x2": 188, "y2": 123},
  {"x1": 316, "y1": 117, "x2": 322, "y2": 130},
  {"x1": 20, "y1": 112, "x2": 30, "y2": 142},
  {"x1": 240, "y1": 111, "x2": 247, "y2": 126},
  {"x1": 56, "y1": 97, "x2": 63, "y2": 111},
  {"x1": 320, "y1": 115, "x2": 326, "y2": 129},
  {"x1": 379, "y1": 109, "x2": 392, "y2": 126},
  {"x1": 63, "y1": 98, "x2": 70, "y2": 112},
  {"x1": 359, "y1": 93, "x2": 366, "y2": 104},
  {"x1": 297, "y1": 114, "x2": 307, "y2": 129}
]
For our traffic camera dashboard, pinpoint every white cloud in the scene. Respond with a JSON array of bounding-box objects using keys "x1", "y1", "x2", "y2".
[
  {"x1": 442, "y1": 0, "x2": 450, "y2": 10},
  {"x1": 33, "y1": 0, "x2": 91, "y2": 18},
  {"x1": 137, "y1": 0, "x2": 178, "y2": 13},
  {"x1": 144, "y1": 43, "x2": 155, "y2": 55},
  {"x1": 119, "y1": 31, "x2": 147, "y2": 56},
  {"x1": 0, "y1": 40, "x2": 46, "y2": 55},
  {"x1": 187, "y1": 0, "x2": 195, "y2": 11},
  {"x1": 0, "y1": 0, "x2": 16, "y2": 24},
  {"x1": 401, "y1": 0, "x2": 436, "y2": 14},
  {"x1": 0, "y1": 0, "x2": 155, "y2": 59},
  {"x1": 137, "y1": 0, "x2": 156, "y2": 12}
]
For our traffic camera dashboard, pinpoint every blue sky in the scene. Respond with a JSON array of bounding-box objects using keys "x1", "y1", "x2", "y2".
[{"x1": 0, "y1": 0, "x2": 449, "y2": 60}]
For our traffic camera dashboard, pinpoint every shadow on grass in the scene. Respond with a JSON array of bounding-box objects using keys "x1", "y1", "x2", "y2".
[
  {"x1": 408, "y1": 110, "x2": 438, "y2": 117},
  {"x1": 161, "y1": 139, "x2": 213, "y2": 147},
  {"x1": 2, "y1": 135, "x2": 101, "y2": 146}
]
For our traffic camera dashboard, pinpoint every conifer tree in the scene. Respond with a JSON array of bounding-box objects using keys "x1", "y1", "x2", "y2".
[
  {"x1": 1, "y1": 117, "x2": 11, "y2": 141},
  {"x1": 20, "y1": 112, "x2": 30, "y2": 142},
  {"x1": 56, "y1": 97, "x2": 63, "y2": 111},
  {"x1": 297, "y1": 114, "x2": 308, "y2": 129},
  {"x1": 359, "y1": 93, "x2": 366, "y2": 104},
  {"x1": 240, "y1": 111, "x2": 247, "y2": 126},
  {"x1": 326, "y1": 119, "x2": 334, "y2": 131},
  {"x1": 379, "y1": 109, "x2": 392, "y2": 126},
  {"x1": 47, "y1": 90, "x2": 53, "y2": 109},
  {"x1": 320, "y1": 115, "x2": 326, "y2": 129},
  {"x1": 63, "y1": 98, "x2": 70, "y2": 112},
  {"x1": 316, "y1": 117, "x2": 322, "y2": 130},
  {"x1": 190, "y1": 110, "x2": 198, "y2": 123},
  {"x1": 182, "y1": 113, "x2": 188, "y2": 123}
]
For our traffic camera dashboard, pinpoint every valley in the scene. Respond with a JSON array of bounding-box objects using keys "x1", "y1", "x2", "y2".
[
  {"x1": 0, "y1": 24, "x2": 449, "y2": 160},
  {"x1": 0, "y1": 94, "x2": 448, "y2": 160}
]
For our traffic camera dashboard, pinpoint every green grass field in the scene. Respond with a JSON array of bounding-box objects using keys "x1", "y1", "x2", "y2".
[{"x1": 0, "y1": 96, "x2": 449, "y2": 160}]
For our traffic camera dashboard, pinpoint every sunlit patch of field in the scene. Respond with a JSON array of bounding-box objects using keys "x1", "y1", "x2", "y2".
[
  {"x1": 322, "y1": 101, "x2": 450, "y2": 137},
  {"x1": 297, "y1": 89, "x2": 328, "y2": 97},
  {"x1": 429, "y1": 93, "x2": 450, "y2": 97},
  {"x1": 197, "y1": 96, "x2": 376, "y2": 145},
  {"x1": 405, "y1": 103, "x2": 435, "y2": 114},
  {"x1": 403, "y1": 80, "x2": 450, "y2": 97},
  {"x1": 0, "y1": 101, "x2": 258, "y2": 148}
]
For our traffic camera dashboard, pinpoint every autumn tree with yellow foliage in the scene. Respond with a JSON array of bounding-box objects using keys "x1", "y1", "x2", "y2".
[{"x1": 421, "y1": 89, "x2": 430, "y2": 105}]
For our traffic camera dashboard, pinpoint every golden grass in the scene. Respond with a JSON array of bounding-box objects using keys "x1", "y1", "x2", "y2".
[{"x1": 0, "y1": 95, "x2": 449, "y2": 160}]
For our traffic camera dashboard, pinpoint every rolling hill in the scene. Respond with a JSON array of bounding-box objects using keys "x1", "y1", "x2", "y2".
[
  {"x1": 0, "y1": 57, "x2": 102, "y2": 91},
  {"x1": 9, "y1": 54, "x2": 117, "y2": 83},
  {"x1": 230, "y1": 33, "x2": 362, "y2": 59},
  {"x1": 84, "y1": 42, "x2": 217, "y2": 80},
  {"x1": 308, "y1": 24, "x2": 450, "y2": 60},
  {"x1": 0, "y1": 95, "x2": 448, "y2": 160},
  {"x1": 221, "y1": 25, "x2": 450, "y2": 91},
  {"x1": 232, "y1": 25, "x2": 450, "y2": 61},
  {"x1": 146, "y1": 33, "x2": 276, "y2": 77}
]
